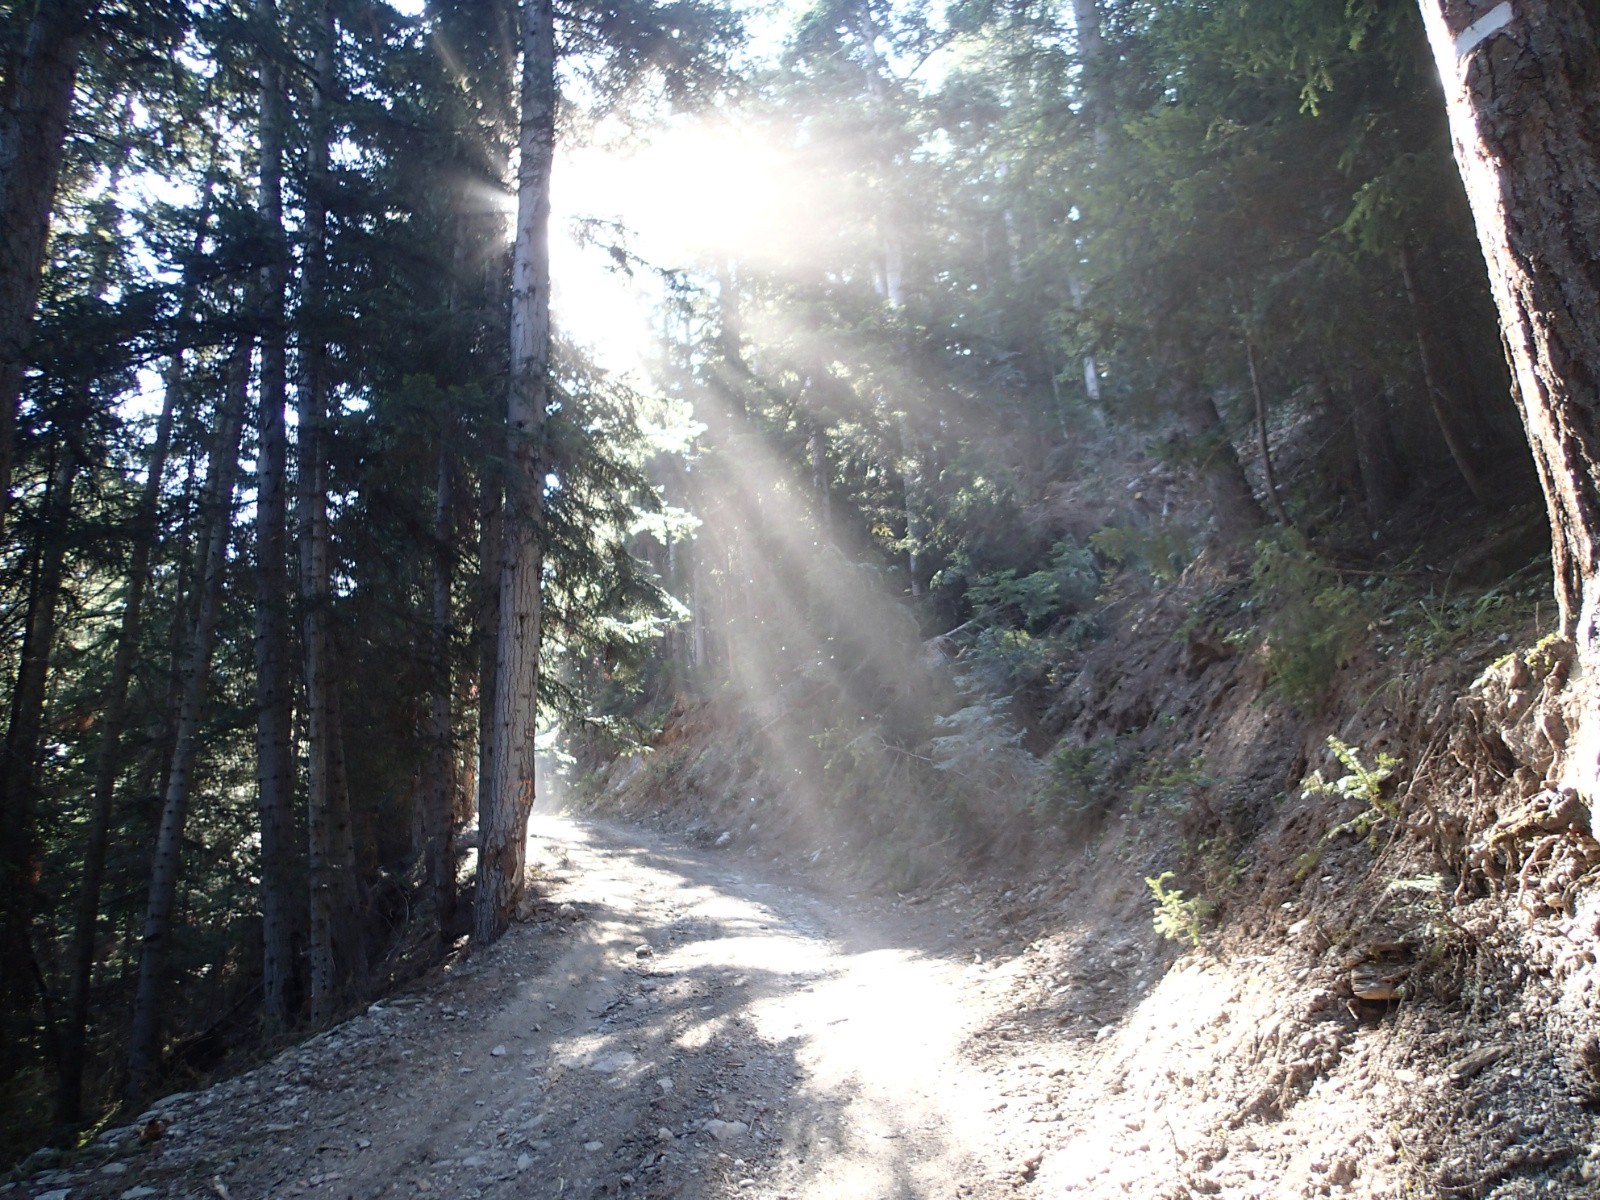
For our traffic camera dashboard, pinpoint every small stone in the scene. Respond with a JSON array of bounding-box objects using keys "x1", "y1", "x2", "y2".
[
  {"x1": 35, "y1": 1191, "x2": 70, "y2": 1200},
  {"x1": 584, "y1": 1141, "x2": 604, "y2": 1152},
  {"x1": 462, "y1": 1156, "x2": 483, "y2": 1168},
  {"x1": 415, "y1": 1180, "x2": 431, "y2": 1193},
  {"x1": 100, "y1": 1163, "x2": 128, "y2": 1175},
  {"x1": 491, "y1": 1045, "x2": 507, "y2": 1057},
  {"x1": 704, "y1": 1120, "x2": 748, "y2": 1142},
  {"x1": 635, "y1": 944, "x2": 654, "y2": 958},
  {"x1": 656, "y1": 1078, "x2": 674, "y2": 1094},
  {"x1": 121, "y1": 1189, "x2": 159, "y2": 1200},
  {"x1": 656, "y1": 1128, "x2": 675, "y2": 1142},
  {"x1": 516, "y1": 1154, "x2": 533, "y2": 1172}
]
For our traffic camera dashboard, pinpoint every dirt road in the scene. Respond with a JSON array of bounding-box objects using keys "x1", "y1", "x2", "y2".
[{"x1": 40, "y1": 817, "x2": 1046, "y2": 1200}]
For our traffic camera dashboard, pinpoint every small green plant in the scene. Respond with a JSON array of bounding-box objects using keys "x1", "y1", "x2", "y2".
[
  {"x1": 1302, "y1": 736, "x2": 1401, "y2": 814},
  {"x1": 1089, "y1": 523, "x2": 1194, "y2": 585},
  {"x1": 1243, "y1": 531, "x2": 1372, "y2": 711},
  {"x1": 1132, "y1": 753, "x2": 1213, "y2": 815},
  {"x1": 1035, "y1": 733, "x2": 1131, "y2": 820},
  {"x1": 1302, "y1": 736, "x2": 1403, "y2": 847},
  {"x1": 1147, "y1": 871, "x2": 1214, "y2": 947},
  {"x1": 1523, "y1": 632, "x2": 1568, "y2": 674},
  {"x1": 1193, "y1": 835, "x2": 1247, "y2": 899},
  {"x1": 1292, "y1": 846, "x2": 1322, "y2": 882}
]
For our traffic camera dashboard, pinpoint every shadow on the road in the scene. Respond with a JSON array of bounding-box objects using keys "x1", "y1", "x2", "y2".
[{"x1": 504, "y1": 817, "x2": 1164, "y2": 1200}]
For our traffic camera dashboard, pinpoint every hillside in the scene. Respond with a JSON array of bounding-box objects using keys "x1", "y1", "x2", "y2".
[
  {"x1": 6, "y1": 0, "x2": 1600, "y2": 1178},
  {"x1": 567, "y1": 501, "x2": 1600, "y2": 1198},
  {"x1": 11, "y1": 542, "x2": 1600, "y2": 1199}
]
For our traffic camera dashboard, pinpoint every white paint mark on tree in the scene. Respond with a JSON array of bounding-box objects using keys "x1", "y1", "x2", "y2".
[{"x1": 1454, "y1": 2, "x2": 1514, "y2": 61}]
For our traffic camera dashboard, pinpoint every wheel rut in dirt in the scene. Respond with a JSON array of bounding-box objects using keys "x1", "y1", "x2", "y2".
[{"x1": 60, "y1": 816, "x2": 1033, "y2": 1200}]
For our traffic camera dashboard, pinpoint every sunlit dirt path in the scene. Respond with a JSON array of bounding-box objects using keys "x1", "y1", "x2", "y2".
[{"x1": 54, "y1": 816, "x2": 1042, "y2": 1200}]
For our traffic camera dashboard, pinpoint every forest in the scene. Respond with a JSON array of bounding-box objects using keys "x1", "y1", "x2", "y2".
[{"x1": 3, "y1": 0, "x2": 1600, "y2": 1173}]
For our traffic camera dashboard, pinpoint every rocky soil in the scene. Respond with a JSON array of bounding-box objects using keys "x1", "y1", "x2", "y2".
[{"x1": 12, "y1": 786, "x2": 1600, "y2": 1200}]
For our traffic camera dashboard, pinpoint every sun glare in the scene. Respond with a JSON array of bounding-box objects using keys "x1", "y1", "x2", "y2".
[{"x1": 550, "y1": 117, "x2": 817, "y2": 373}]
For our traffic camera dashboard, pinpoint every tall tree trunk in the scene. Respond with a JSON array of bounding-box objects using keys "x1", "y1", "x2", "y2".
[
  {"x1": 807, "y1": 423, "x2": 831, "y2": 532},
  {"x1": 1174, "y1": 358, "x2": 1264, "y2": 545},
  {"x1": 1415, "y1": 0, "x2": 1600, "y2": 782},
  {"x1": 1398, "y1": 241, "x2": 1492, "y2": 503},
  {"x1": 298, "y1": 0, "x2": 363, "y2": 1023},
  {"x1": 1070, "y1": 0, "x2": 1107, "y2": 143},
  {"x1": 56, "y1": 356, "x2": 180, "y2": 1124},
  {"x1": 1344, "y1": 375, "x2": 1408, "y2": 528},
  {"x1": 0, "y1": 446, "x2": 77, "y2": 1064},
  {"x1": 57, "y1": 140, "x2": 214, "y2": 1124},
  {"x1": 125, "y1": 343, "x2": 249, "y2": 1099},
  {"x1": 475, "y1": 0, "x2": 554, "y2": 945},
  {"x1": 1064, "y1": 0, "x2": 1107, "y2": 425},
  {"x1": 425, "y1": 447, "x2": 459, "y2": 939},
  {"x1": 253, "y1": 0, "x2": 301, "y2": 1029},
  {"x1": 0, "y1": 0, "x2": 86, "y2": 534},
  {"x1": 897, "y1": 414, "x2": 926, "y2": 596},
  {"x1": 474, "y1": 478, "x2": 501, "y2": 863},
  {"x1": 1245, "y1": 334, "x2": 1293, "y2": 528}
]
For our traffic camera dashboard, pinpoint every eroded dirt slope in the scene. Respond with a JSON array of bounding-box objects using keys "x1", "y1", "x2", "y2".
[
  {"x1": 14, "y1": 817, "x2": 1044, "y2": 1200},
  {"x1": 15, "y1": 801, "x2": 1600, "y2": 1200}
]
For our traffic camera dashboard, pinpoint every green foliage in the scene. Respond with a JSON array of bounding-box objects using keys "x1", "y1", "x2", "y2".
[
  {"x1": 1240, "y1": 532, "x2": 1370, "y2": 710},
  {"x1": 1037, "y1": 734, "x2": 1131, "y2": 820},
  {"x1": 1302, "y1": 736, "x2": 1403, "y2": 848},
  {"x1": 1302, "y1": 736, "x2": 1400, "y2": 813},
  {"x1": 967, "y1": 539, "x2": 1099, "y2": 632},
  {"x1": 1399, "y1": 572, "x2": 1544, "y2": 658},
  {"x1": 953, "y1": 627, "x2": 1055, "y2": 695},
  {"x1": 1089, "y1": 523, "x2": 1194, "y2": 585},
  {"x1": 1132, "y1": 753, "x2": 1213, "y2": 816},
  {"x1": 1146, "y1": 871, "x2": 1214, "y2": 948},
  {"x1": 929, "y1": 698, "x2": 1043, "y2": 802},
  {"x1": 1192, "y1": 835, "x2": 1247, "y2": 901}
]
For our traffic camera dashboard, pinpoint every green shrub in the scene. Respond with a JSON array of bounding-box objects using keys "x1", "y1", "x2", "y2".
[
  {"x1": 1147, "y1": 871, "x2": 1214, "y2": 947},
  {"x1": 1089, "y1": 522, "x2": 1195, "y2": 585},
  {"x1": 967, "y1": 539, "x2": 1099, "y2": 632},
  {"x1": 1241, "y1": 531, "x2": 1370, "y2": 710},
  {"x1": 1035, "y1": 734, "x2": 1132, "y2": 819},
  {"x1": 1302, "y1": 736, "x2": 1404, "y2": 847}
]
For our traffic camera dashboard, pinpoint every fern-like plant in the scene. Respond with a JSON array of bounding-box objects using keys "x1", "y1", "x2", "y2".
[
  {"x1": 1147, "y1": 871, "x2": 1214, "y2": 947},
  {"x1": 1301, "y1": 736, "x2": 1401, "y2": 817}
]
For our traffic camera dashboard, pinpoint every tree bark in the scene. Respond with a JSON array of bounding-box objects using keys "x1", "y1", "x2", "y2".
[
  {"x1": 475, "y1": 0, "x2": 554, "y2": 945},
  {"x1": 125, "y1": 342, "x2": 249, "y2": 1099},
  {"x1": 1173, "y1": 360, "x2": 1264, "y2": 545},
  {"x1": 0, "y1": 448, "x2": 77, "y2": 1045},
  {"x1": 253, "y1": 0, "x2": 302, "y2": 1029},
  {"x1": 56, "y1": 354, "x2": 180, "y2": 1124},
  {"x1": 425, "y1": 447, "x2": 459, "y2": 939},
  {"x1": 1415, "y1": 0, "x2": 1600, "y2": 783},
  {"x1": 0, "y1": 0, "x2": 87, "y2": 534},
  {"x1": 298, "y1": 0, "x2": 364, "y2": 1024},
  {"x1": 1245, "y1": 334, "x2": 1293, "y2": 528},
  {"x1": 1398, "y1": 241, "x2": 1492, "y2": 504},
  {"x1": 1070, "y1": 0, "x2": 1107, "y2": 144},
  {"x1": 475, "y1": 477, "x2": 502, "y2": 873}
]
